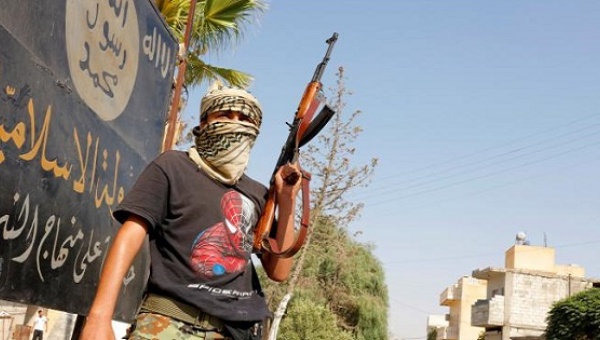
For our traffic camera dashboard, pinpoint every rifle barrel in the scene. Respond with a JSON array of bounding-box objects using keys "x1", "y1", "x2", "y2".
[{"x1": 311, "y1": 32, "x2": 339, "y2": 82}]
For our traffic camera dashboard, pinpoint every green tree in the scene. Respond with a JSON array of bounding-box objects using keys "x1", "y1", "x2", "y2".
[
  {"x1": 427, "y1": 328, "x2": 437, "y2": 340},
  {"x1": 545, "y1": 288, "x2": 600, "y2": 340},
  {"x1": 155, "y1": 0, "x2": 266, "y2": 149},
  {"x1": 155, "y1": 0, "x2": 266, "y2": 88},
  {"x1": 279, "y1": 299, "x2": 354, "y2": 340},
  {"x1": 262, "y1": 67, "x2": 384, "y2": 340}
]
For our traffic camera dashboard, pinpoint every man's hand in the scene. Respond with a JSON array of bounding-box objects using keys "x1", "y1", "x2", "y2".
[{"x1": 274, "y1": 162, "x2": 302, "y2": 200}]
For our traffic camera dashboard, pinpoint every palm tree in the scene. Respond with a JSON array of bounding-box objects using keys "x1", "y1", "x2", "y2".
[
  {"x1": 154, "y1": 0, "x2": 267, "y2": 88},
  {"x1": 155, "y1": 0, "x2": 267, "y2": 150}
]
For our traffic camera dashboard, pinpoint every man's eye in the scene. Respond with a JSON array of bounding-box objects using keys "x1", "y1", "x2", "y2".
[{"x1": 209, "y1": 113, "x2": 228, "y2": 120}]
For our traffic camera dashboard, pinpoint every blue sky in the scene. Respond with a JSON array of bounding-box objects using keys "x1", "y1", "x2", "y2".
[{"x1": 182, "y1": 2, "x2": 600, "y2": 339}]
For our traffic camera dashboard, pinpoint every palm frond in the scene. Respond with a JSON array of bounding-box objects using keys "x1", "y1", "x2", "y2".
[
  {"x1": 186, "y1": 54, "x2": 253, "y2": 88},
  {"x1": 155, "y1": 0, "x2": 266, "y2": 87},
  {"x1": 154, "y1": 0, "x2": 191, "y2": 41},
  {"x1": 193, "y1": 0, "x2": 267, "y2": 54}
]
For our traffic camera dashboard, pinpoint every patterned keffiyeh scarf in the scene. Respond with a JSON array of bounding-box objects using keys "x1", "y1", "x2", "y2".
[{"x1": 189, "y1": 83, "x2": 263, "y2": 185}]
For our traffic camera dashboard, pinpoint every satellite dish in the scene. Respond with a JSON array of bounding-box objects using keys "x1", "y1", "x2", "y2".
[{"x1": 515, "y1": 231, "x2": 530, "y2": 245}]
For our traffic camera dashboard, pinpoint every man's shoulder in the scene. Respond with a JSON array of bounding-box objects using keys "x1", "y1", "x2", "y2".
[
  {"x1": 238, "y1": 174, "x2": 268, "y2": 197},
  {"x1": 152, "y1": 150, "x2": 195, "y2": 170},
  {"x1": 155, "y1": 149, "x2": 189, "y2": 162}
]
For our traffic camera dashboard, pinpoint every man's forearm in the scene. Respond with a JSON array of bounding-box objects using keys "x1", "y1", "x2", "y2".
[
  {"x1": 86, "y1": 216, "x2": 148, "y2": 320},
  {"x1": 261, "y1": 194, "x2": 297, "y2": 282}
]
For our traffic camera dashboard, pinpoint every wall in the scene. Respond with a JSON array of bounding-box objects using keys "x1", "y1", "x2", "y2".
[
  {"x1": 458, "y1": 277, "x2": 487, "y2": 340},
  {"x1": 505, "y1": 245, "x2": 555, "y2": 272}
]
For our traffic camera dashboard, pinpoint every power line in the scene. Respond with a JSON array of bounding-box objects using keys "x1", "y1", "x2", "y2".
[
  {"x1": 357, "y1": 122, "x2": 600, "y2": 199},
  {"x1": 366, "y1": 142, "x2": 600, "y2": 209},
  {"x1": 344, "y1": 113, "x2": 600, "y2": 210},
  {"x1": 389, "y1": 297, "x2": 434, "y2": 315},
  {"x1": 385, "y1": 252, "x2": 498, "y2": 265},
  {"x1": 383, "y1": 239, "x2": 600, "y2": 265},
  {"x1": 367, "y1": 112, "x2": 600, "y2": 185}
]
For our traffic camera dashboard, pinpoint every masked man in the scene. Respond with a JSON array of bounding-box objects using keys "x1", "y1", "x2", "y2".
[{"x1": 81, "y1": 83, "x2": 301, "y2": 340}]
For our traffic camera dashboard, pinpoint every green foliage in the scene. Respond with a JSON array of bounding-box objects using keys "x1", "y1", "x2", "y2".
[
  {"x1": 154, "y1": 0, "x2": 190, "y2": 42},
  {"x1": 427, "y1": 328, "x2": 438, "y2": 340},
  {"x1": 278, "y1": 299, "x2": 354, "y2": 340},
  {"x1": 545, "y1": 288, "x2": 600, "y2": 340},
  {"x1": 264, "y1": 217, "x2": 388, "y2": 340},
  {"x1": 155, "y1": 0, "x2": 266, "y2": 88},
  {"x1": 185, "y1": 54, "x2": 252, "y2": 88},
  {"x1": 155, "y1": 0, "x2": 266, "y2": 147}
]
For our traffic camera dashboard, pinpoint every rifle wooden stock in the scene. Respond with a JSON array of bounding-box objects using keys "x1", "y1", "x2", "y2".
[
  {"x1": 253, "y1": 188, "x2": 276, "y2": 252},
  {"x1": 252, "y1": 33, "x2": 338, "y2": 257},
  {"x1": 296, "y1": 82, "x2": 322, "y2": 141}
]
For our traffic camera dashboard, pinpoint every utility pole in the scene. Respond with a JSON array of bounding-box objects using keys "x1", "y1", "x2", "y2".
[{"x1": 162, "y1": 0, "x2": 197, "y2": 151}]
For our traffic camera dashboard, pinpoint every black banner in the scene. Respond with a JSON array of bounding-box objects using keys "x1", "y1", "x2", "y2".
[{"x1": 0, "y1": 1, "x2": 177, "y2": 321}]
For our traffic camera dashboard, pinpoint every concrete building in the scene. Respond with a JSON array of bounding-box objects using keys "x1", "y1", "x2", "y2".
[
  {"x1": 0, "y1": 300, "x2": 128, "y2": 340},
  {"x1": 432, "y1": 275, "x2": 487, "y2": 340},
  {"x1": 0, "y1": 301, "x2": 30, "y2": 340},
  {"x1": 471, "y1": 244, "x2": 600, "y2": 340},
  {"x1": 0, "y1": 301, "x2": 78, "y2": 340},
  {"x1": 427, "y1": 314, "x2": 449, "y2": 339}
]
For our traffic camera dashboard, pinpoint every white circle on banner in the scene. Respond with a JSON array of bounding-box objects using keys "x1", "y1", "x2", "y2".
[{"x1": 65, "y1": 0, "x2": 139, "y2": 121}]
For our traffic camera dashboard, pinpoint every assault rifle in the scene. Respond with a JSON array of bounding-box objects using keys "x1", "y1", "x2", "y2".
[{"x1": 253, "y1": 32, "x2": 339, "y2": 257}]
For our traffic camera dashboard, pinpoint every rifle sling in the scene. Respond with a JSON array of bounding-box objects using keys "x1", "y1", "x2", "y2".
[{"x1": 262, "y1": 170, "x2": 312, "y2": 258}]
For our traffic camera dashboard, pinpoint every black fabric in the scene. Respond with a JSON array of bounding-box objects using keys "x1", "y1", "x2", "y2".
[
  {"x1": 224, "y1": 321, "x2": 263, "y2": 340},
  {"x1": 114, "y1": 150, "x2": 270, "y2": 323}
]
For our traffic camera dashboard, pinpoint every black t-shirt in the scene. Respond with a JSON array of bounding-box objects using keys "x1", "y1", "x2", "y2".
[{"x1": 114, "y1": 150, "x2": 270, "y2": 322}]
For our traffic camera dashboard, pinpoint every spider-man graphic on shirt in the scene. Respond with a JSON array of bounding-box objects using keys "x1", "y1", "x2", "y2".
[{"x1": 189, "y1": 190, "x2": 257, "y2": 280}]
